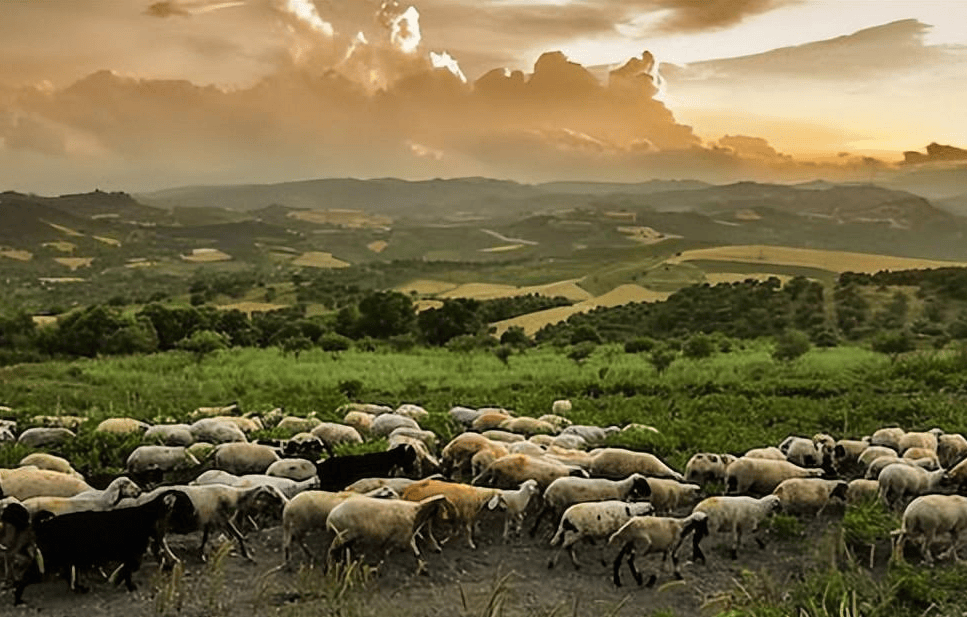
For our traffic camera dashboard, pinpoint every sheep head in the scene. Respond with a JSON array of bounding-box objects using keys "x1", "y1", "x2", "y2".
[{"x1": 628, "y1": 475, "x2": 651, "y2": 501}]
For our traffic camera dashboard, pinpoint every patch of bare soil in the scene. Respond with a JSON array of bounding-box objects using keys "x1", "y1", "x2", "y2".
[{"x1": 0, "y1": 509, "x2": 867, "y2": 617}]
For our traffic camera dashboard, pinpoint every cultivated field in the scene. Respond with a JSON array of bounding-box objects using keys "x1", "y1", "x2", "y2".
[
  {"x1": 0, "y1": 249, "x2": 33, "y2": 261},
  {"x1": 292, "y1": 251, "x2": 350, "y2": 269},
  {"x1": 181, "y1": 249, "x2": 232, "y2": 263},
  {"x1": 53, "y1": 257, "x2": 93, "y2": 270},
  {"x1": 287, "y1": 209, "x2": 392, "y2": 229}
]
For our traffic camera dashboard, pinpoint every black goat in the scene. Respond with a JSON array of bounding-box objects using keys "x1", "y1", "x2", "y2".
[
  {"x1": 315, "y1": 444, "x2": 418, "y2": 491},
  {"x1": 13, "y1": 489, "x2": 194, "y2": 605}
]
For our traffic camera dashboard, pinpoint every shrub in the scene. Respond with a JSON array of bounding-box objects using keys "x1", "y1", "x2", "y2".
[
  {"x1": 683, "y1": 333, "x2": 715, "y2": 359},
  {"x1": 320, "y1": 333, "x2": 352, "y2": 352},
  {"x1": 773, "y1": 329, "x2": 811, "y2": 362},
  {"x1": 624, "y1": 337, "x2": 655, "y2": 353}
]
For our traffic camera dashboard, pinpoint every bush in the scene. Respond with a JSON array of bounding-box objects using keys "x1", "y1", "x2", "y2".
[
  {"x1": 499, "y1": 326, "x2": 532, "y2": 349},
  {"x1": 682, "y1": 333, "x2": 715, "y2": 359},
  {"x1": 567, "y1": 341, "x2": 597, "y2": 364},
  {"x1": 319, "y1": 333, "x2": 352, "y2": 352},
  {"x1": 648, "y1": 346, "x2": 677, "y2": 375},
  {"x1": 624, "y1": 337, "x2": 656, "y2": 353},
  {"x1": 773, "y1": 329, "x2": 811, "y2": 362}
]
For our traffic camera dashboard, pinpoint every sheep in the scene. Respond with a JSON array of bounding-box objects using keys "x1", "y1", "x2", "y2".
[
  {"x1": 315, "y1": 444, "x2": 418, "y2": 492},
  {"x1": 623, "y1": 423, "x2": 660, "y2": 435},
  {"x1": 343, "y1": 411, "x2": 375, "y2": 436},
  {"x1": 892, "y1": 494, "x2": 967, "y2": 564},
  {"x1": 401, "y1": 479, "x2": 503, "y2": 549},
  {"x1": 588, "y1": 448, "x2": 684, "y2": 481},
  {"x1": 562, "y1": 425, "x2": 619, "y2": 447},
  {"x1": 448, "y1": 406, "x2": 482, "y2": 428},
  {"x1": 191, "y1": 402, "x2": 241, "y2": 419},
  {"x1": 127, "y1": 445, "x2": 201, "y2": 475},
  {"x1": 21, "y1": 477, "x2": 143, "y2": 515},
  {"x1": 143, "y1": 424, "x2": 194, "y2": 447},
  {"x1": 692, "y1": 495, "x2": 782, "y2": 560},
  {"x1": 877, "y1": 463, "x2": 946, "y2": 508},
  {"x1": 29, "y1": 415, "x2": 84, "y2": 430},
  {"x1": 394, "y1": 404, "x2": 429, "y2": 422},
  {"x1": 311, "y1": 422, "x2": 364, "y2": 447},
  {"x1": 371, "y1": 414, "x2": 419, "y2": 437},
  {"x1": 944, "y1": 457, "x2": 967, "y2": 490},
  {"x1": 337, "y1": 403, "x2": 392, "y2": 416},
  {"x1": 214, "y1": 442, "x2": 280, "y2": 475},
  {"x1": 644, "y1": 478, "x2": 704, "y2": 514},
  {"x1": 529, "y1": 434, "x2": 556, "y2": 448},
  {"x1": 17, "y1": 427, "x2": 75, "y2": 448},
  {"x1": 772, "y1": 478, "x2": 848, "y2": 516},
  {"x1": 283, "y1": 433, "x2": 330, "y2": 460},
  {"x1": 939, "y1": 433, "x2": 967, "y2": 469},
  {"x1": 441, "y1": 433, "x2": 505, "y2": 480},
  {"x1": 275, "y1": 416, "x2": 322, "y2": 437},
  {"x1": 326, "y1": 494, "x2": 453, "y2": 574},
  {"x1": 388, "y1": 427, "x2": 438, "y2": 450},
  {"x1": 866, "y1": 456, "x2": 937, "y2": 480},
  {"x1": 267, "y1": 458, "x2": 317, "y2": 481},
  {"x1": 858, "y1": 445, "x2": 900, "y2": 468},
  {"x1": 547, "y1": 501, "x2": 655, "y2": 569},
  {"x1": 743, "y1": 447, "x2": 786, "y2": 460},
  {"x1": 831, "y1": 439, "x2": 871, "y2": 477},
  {"x1": 96, "y1": 417, "x2": 150, "y2": 434},
  {"x1": 551, "y1": 434, "x2": 588, "y2": 450},
  {"x1": 472, "y1": 411, "x2": 512, "y2": 432},
  {"x1": 192, "y1": 471, "x2": 319, "y2": 503},
  {"x1": 471, "y1": 445, "x2": 511, "y2": 480},
  {"x1": 780, "y1": 436, "x2": 825, "y2": 468},
  {"x1": 551, "y1": 399, "x2": 572, "y2": 415},
  {"x1": 18, "y1": 453, "x2": 84, "y2": 480},
  {"x1": 190, "y1": 418, "x2": 247, "y2": 444},
  {"x1": 870, "y1": 427, "x2": 905, "y2": 452},
  {"x1": 11, "y1": 489, "x2": 195, "y2": 605},
  {"x1": 532, "y1": 473, "x2": 652, "y2": 535},
  {"x1": 684, "y1": 453, "x2": 735, "y2": 485},
  {"x1": 472, "y1": 454, "x2": 588, "y2": 490},
  {"x1": 898, "y1": 429, "x2": 941, "y2": 454},
  {"x1": 500, "y1": 417, "x2": 557, "y2": 436},
  {"x1": 609, "y1": 512, "x2": 709, "y2": 587},
  {"x1": 388, "y1": 433, "x2": 440, "y2": 477},
  {"x1": 210, "y1": 415, "x2": 263, "y2": 434},
  {"x1": 481, "y1": 430, "x2": 525, "y2": 443},
  {"x1": 725, "y1": 458, "x2": 824, "y2": 495},
  {"x1": 508, "y1": 441, "x2": 546, "y2": 456},
  {"x1": 345, "y1": 477, "x2": 423, "y2": 494},
  {"x1": 846, "y1": 479, "x2": 880, "y2": 505},
  {"x1": 0, "y1": 468, "x2": 93, "y2": 500},
  {"x1": 538, "y1": 414, "x2": 572, "y2": 431},
  {"x1": 903, "y1": 447, "x2": 941, "y2": 468},
  {"x1": 188, "y1": 442, "x2": 216, "y2": 462},
  {"x1": 545, "y1": 446, "x2": 593, "y2": 470},
  {"x1": 486, "y1": 479, "x2": 541, "y2": 541}
]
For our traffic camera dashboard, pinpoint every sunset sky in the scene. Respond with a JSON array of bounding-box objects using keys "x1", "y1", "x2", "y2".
[{"x1": 1, "y1": 0, "x2": 965, "y2": 194}]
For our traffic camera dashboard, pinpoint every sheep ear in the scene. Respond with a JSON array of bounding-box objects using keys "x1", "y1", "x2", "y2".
[
  {"x1": 488, "y1": 494, "x2": 502, "y2": 510},
  {"x1": 709, "y1": 455, "x2": 719, "y2": 463},
  {"x1": 625, "y1": 506, "x2": 631, "y2": 516}
]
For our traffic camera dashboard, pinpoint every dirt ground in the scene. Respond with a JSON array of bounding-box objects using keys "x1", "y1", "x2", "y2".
[{"x1": 0, "y1": 508, "x2": 868, "y2": 617}]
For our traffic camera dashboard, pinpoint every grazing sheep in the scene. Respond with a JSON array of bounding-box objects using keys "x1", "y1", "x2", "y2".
[
  {"x1": 190, "y1": 418, "x2": 247, "y2": 444},
  {"x1": 609, "y1": 512, "x2": 709, "y2": 587},
  {"x1": 394, "y1": 404, "x2": 429, "y2": 422},
  {"x1": 388, "y1": 434, "x2": 440, "y2": 477},
  {"x1": 939, "y1": 433, "x2": 967, "y2": 469},
  {"x1": 551, "y1": 434, "x2": 588, "y2": 450},
  {"x1": 18, "y1": 453, "x2": 84, "y2": 480},
  {"x1": 644, "y1": 478, "x2": 704, "y2": 514},
  {"x1": 877, "y1": 463, "x2": 946, "y2": 508},
  {"x1": 866, "y1": 456, "x2": 937, "y2": 480},
  {"x1": 780, "y1": 436, "x2": 825, "y2": 468},
  {"x1": 266, "y1": 458, "x2": 317, "y2": 481},
  {"x1": 345, "y1": 477, "x2": 423, "y2": 494},
  {"x1": 500, "y1": 417, "x2": 557, "y2": 436},
  {"x1": 846, "y1": 479, "x2": 880, "y2": 505},
  {"x1": 472, "y1": 454, "x2": 588, "y2": 490},
  {"x1": 870, "y1": 427, "x2": 905, "y2": 452},
  {"x1": 472, "y1": 411, "x2": 513, "y2": 432},
  {"x1": 21, "y1": 477, "x2": 143, "y2": 515},
  {"x1": 538, "y1": 414, "x2": 572, "y2": 431},
  {"x1": 311, "y1": 423, "x2": 364, "y2": 447},
  {"x1": 903, "y1": 447, "x2": 940, "y2": 468},
  {"x1": 388, "y1": 427, "x2": 438, "y2": 450},
  {"x1": 401, "y1": 479, "x2": 501, "y2": 549},
  {"x1": 127, "y1": 446, "x2": 201, "y2": 476},
  {"x1": 315, "y1": 444, "x2": 418, "y2": 492},
  {"x1": 944, "y1": 457, "x2": 967, "y2": 490},
  {"x1": 772, "y1": 478, "x2": 848, "y2": 516},
  {"x1": 470, "y1": 445, "x2": 511, "y2": 480},
  {"x1": 29, "y1": 415, "x2": 84, "y2": 430},
  {"x1": 371, "y1": 414, "x2": 419, "y2": 437},
  {"x1": 858, "y1": 445, "x2": 901, "y2": 468},
  {"x1": 743, "y1": 447, "x2": 786, "y2": 461},
  {"x1": 283, "y1": 433, "x2": 330, "y2": 460},
  {"x1": 442, "y1": 434, "x2": 507, "y2": 481},
  {"x1": 188, "y1": 442, "x2": 216, "y2": 462},
  {"x1": 533, "y1": 474, "x2": 652, "y2": 535},
  {"x1": 588, "y1": 448, "x2": 684, "y2": 481},
  {"x1": 17, "y1": 427, "x2": 75, "y2": 448},
  {"x1": 725, "y1": 458, "x2": 824, "y2": 495},
  {"x1": 623, "y1": 423, "x2": 660, "y2": 435},
  {"x1": 481, "y1": 430, "x2": 525, "y2": 443},
  {"x1": 143, "y1": 424, "x2": 194, "y2": 447},
  {"x1": 338, "y1": 403, "x2": 393, "y2": 416},
  {"x1": 562, "y1": 425, "x2": 619, "y2": 447},
  {"x1": 326, "y1": 494, "x2": 453, "y2": 574},
  {"x1": 545, "y1": 446, "x2": 593, "y2": 470},
  {"x1": 275, "y1": 416, "x2": 322, "y2": 437},
  {"x1": 692, "y1": 495, "x2": 781, "y2": 560},
  {"x1": 96, "y1": 417, "x2": 150, "y2": 435},
  {"x1": 487, "y1": 479, "x2": 541, "y2": 541},
  {"x1": 898, "y1": 430, "x2": 941, "y2": 454},
  {"x1": 210, "y1": 415, "x2": 263, "y2": 434},
  {"x1": 892, "y1": 494, "x2": 967, "y2": 564},
  {"x1": 343, "y1": 411, "x2": 375, "y2": 436},
  {"x1": 0, "y1": 468, "x2": 92, "y2": 500},
  {"x1": 448, "y1": 406, "x2": 482, "y2": 428},
  {"x1": 547, "y1": 501, "x2": 655, "y2": 569},
  {"x1": 508, "y1": 441, "x2": 547, "y2": 456},
  {"x1": 684, "y1": 453, "x2": 735, "y2": 485},
  {"x1": 191, "y1": 471, "x2": 318, "y2": 501},
  {"x1": 831, "y1": 439, "x2": 871, "y2": 477},
  {"x1": 214, "y1": 442, "x2": 281, "y2": 475},
  {"x1": 551, "y1": 399, "x2": 572, "y2": 415},
  {"x1": 191, "y1": 402, "x2": 241, "y2": 419}
]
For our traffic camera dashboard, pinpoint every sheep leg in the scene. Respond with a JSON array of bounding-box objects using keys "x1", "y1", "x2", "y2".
[
  {"x1": 692, "y1": 531, "x2": 706, "y2": 565},
  {"x1": 626, "y1": 547, "x2": 645, "y2": 587},
  {"x1": 465, "y1": 521, "x2": 477, "y2": 550},
  {"x1": 409, "y1": 534, "x2": 428, "y2": 576},
  {"x1": 612, "y1": 541, "x2": 632, "y2": 587},
  {"x1": 225, "y1": 519, "x2": 256, "y2": 562},
  {"x1": 529, "y1": 506, "x2": 550, "y2": 537},
  {"x1": 420, "y1": 520, "x2": 443, "y2": 554},
  {"x1": 69, "y1": 565, "x2": 89, "y2": 594},
  {"x1": 670, "y1": 549, "x2": 683, "y2": 581},
  {"x1": 730, "y1": 528, "x2": 740, "y2": 560}
]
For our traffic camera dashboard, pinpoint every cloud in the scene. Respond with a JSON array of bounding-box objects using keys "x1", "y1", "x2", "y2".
[
  {"x1": 645, "y1": 0, "x2": 796, "y2": 33},
  {"x1": 903, "y1": 143, "x2": 967, "y2": 165},
  {"x1": 715, "y1": 135, "x2": 789, "y2": 161}
]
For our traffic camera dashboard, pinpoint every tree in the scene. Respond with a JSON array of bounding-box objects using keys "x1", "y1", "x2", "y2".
[
  {"x1": 682, "y1": 333, "x2": 714, "y2": 359},
  {"x1": 280, "y1": 334, "x2": 313, "y2": 359},
  {"x1": 772, "y1": 329, "x2": 811, "y2": 362},
  {"x1": 103, "y1": 317, "x2": 159, "y2": 355},
  {"x1": 494, "y1": 344, "x2": 513, "y2": 367},
  {"x1": 356, "y1": 291, "x2": 416, "y2": 339},
  {"x1": 499, "y1": 326, "x2": 532, "y2": 349},
  {"x1": 567, "y1": 342, "x2": 596, "y2": 365},
  {"x1": 319, "y1": 332, "x2": 352, "y2": 353},
  {"x1": 570, "y1": 324, "x2": 602, "y2": 345},
  {"x1": 418, "y1": 299, "x2": 483, "y2": 346},
  {"x1": 624, "y1": 337, "x2": 655, "y2": 354},
  {"x1": 177, "y1": 329, "x2": 228, "y2": 363},
  {"x1": 871, "y1": 329, "x2": 914, "y2": 362},
  {"x1": 648, "y1": 347, "x2": 677, "y2": 375}
]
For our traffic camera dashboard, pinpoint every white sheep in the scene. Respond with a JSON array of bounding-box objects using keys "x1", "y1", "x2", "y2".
[
  {"x1": 898, "y1": 429, "x2": 941, "y2": 454},
  {"x1": 0, "y1": 467, "x2": 93, "y2": 500},
  {"x1": 538, "y1": 414, "x2": 572, "y2": 431},
  {"x1": 343, "y1": 411, "x2": 375, "y2": 436},
  {"x1": 21, "y1": 476, "x2": 142, "y2": 515},
  {"x1": 211, "y1": 415, "x2": 263, "y2": 434},
  {"x1": 877, "y1": 463, "x2": 946, "y2": 508},
  {"x1": 529, "y1": 435, "x2": 555, "y2": 448},
  {"x1": 725, "y1": 458, "x2": 824, "y2": 495},
  {"x1": 684, "y1": 453, "x2": 735, "y2": 485},
  {"x1": 388, "y1": 433, "x2": 440, "y2": 477},
  {"x1": 388, "y1": 427, "x2": 438, "y2": 450},
  {"x1": 371, "y1": 414, "x2": 419, "y2": 437},
  {"x1": 486, "y1": 479, "x2": 541, "y2": 541},
  {"x1": 472, "y1": 411, "x2": 513, "y2": 432},
  {"x1": 499, "y1": 417, "x2": 557, "y2": 436},
  {"x1": 858, "y1": 445, "x2": 900, "y2": 468},
  {"x1": 547, "y1": 500, "x2": 655, "y2": 569},
  {"x1": 266, "y1": 458, "x2": 317, "y2": 481},
  {"x1": 191, "y1": 402, "x2": 241, "y2": 419},
  {"x1": 326, "y1": 494, "x2": 453, "y2": 574},
  {"x1": 545, "y1": 446, "x2": 593, "y2": 470},
  {"x1": 892, "y1": 494, "x2": 967, "y2": 564},
  {"x1": 481, "y1": 430, "x2": 525, "y2": 443},
  {"x1": 830, "y1": 439, "x2": 871, "y2": 476},
  {"x1": 344, "y1": 477, "x2": 423, "y2": 494},
  {"x1": 692, "y1": 495, "x2": 781, "y2": 560},
  {"x1": 401, "y1": 479, "x2": 502, "y2": 549},
  {"x1": 772, "y1": 478, "x2": 848, "y2": 516},
  {"x1": 214, "y1": 442, "x2": 280, "y2": 475},
  {"x1": 508, "y1": 441, "x2": 546, "y2": 456},
  {"x1": 394, "y1": 404, "x2": 429, "y2": 422},
  {"x1": 143, "y1": 424, "x2": 195, "y2": 447},
  {"x1": 95, "y1": 417, "x2": 150, "y2": 434},
  {"x1": 939, "y1": 433, "x2": 967, "y2": 469},
  {"x1": 17, "y1": 427, "x2": 75, "y2": 448},
  {"x1": 551, "y1": 434, "x2": 587, "y2": 450},
  {"x1": 311, "y1": 422, "x2": 364, "y2": 446},
  {"x1": 780, "y1": 436, "x2": 825, "y2": 468},
  {"x1": 870, "y1": 427, "x2": 905, "y2": 452},
  {"x1": 644, "y1": 478, "x2": 703, "y2": 514},
  {"x1": 17, "y1": 453, "x2": 84, "y2": 480},
  {"x1": 29, "y1": 415, "x2": 84, "y2": 430},
  {"x1": 588, "y1": 448, "x2": 684, "y2": 481},
  {"x1": 551, "y1": 399, "x2": 572, "y2": 415},
  {"x1": 471, "y1": 444, "x2": 511, "y2": 481},
  {"x1": 608, "y1": 512, "x2": 709, "y2": 587},
  {"x1": 562, "y1": 425, "x2": 619, "y2": 447},
  {"x1": 126, "y1": 445, "x2": 201, "y2": 475},
  {"x1": 534, "y1": 473, "x2": 653, "y2": 535},
  {"x1": 846, "y1": 479, "x2": 880, "y2": 505},
  {"x1": 192, "y1": 469, "x2": 319, "y2": 498},
  {"x1": 743, "y1": 447, "x2": 786, "y2": 460},
  {"x1": 190, "y1": 418, "x2": 247, "y2": 444},
  {"x1": 472, "y1": 454, "x2": 587, "y2": 490},
  {"x1": 441, "y1": 433, "x2": 500, "y2": 479},
  {"x1": 448, "y1": 406, "x2": 482, "y2": 428},
  {"x1": 866, "y1": 456, "x2": 936, "y2": 480}
]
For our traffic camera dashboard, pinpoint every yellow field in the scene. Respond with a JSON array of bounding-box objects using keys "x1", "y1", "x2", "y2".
[
  {"x1": 704, "y1": 273, "x2": 794, "y2": 285},
  {"x1": 288, "y1": 209, "x2": 392, "y2": 229},
  {"x1": 479, "y1": 244, "x2": 525, "y2": 253},
  {"x1": 439, "y1": 279, "x2": 592, "y2": 302},
  {"x1": 38, "y1": 277, "x2": 85, "y2": 283},
  {"x1": 396, "y1": 279, "x2": 458, "y2": 295},
  {"x1": 414, "y1": 300, "x2": 444, "y2": 312},
  {"x1": 367, "y1": 240, "x2": 388, "y2": 253},
  {"x1": 492, "y1": 284, "x2": 670, "y2": 336},
  {"x1": 31, "y1": 315, "x2": 58, "y2": 327},
  {"x1": 217, "y1": 302, "x2": 288, "y2": 314},
  {"x1": 125, "y1": 261, "x2": 157, "y2": 268},
  {"x1": 54, "y1": 257, "x2": 93, "y2": 270},
  {"x1": 42, "y1": 241, "x2": 76, "y2": 253},
  {"x1": 292, "y1": 251, "x2": 350, "y2": 269},
  {"x1": 666, "y1": 245, "x2": 967, "y2": 274},
  {"x1": 182, "y1": 249, "x2": 232, "y2": 263},
  {"x1": 45, "y1": 222, "x2": 83, "y2": 237},
  {"x1": 734, "y1": 209, "x2": 762, "y2": 221},
  {"x1": 93, "y1": 236, "x2": 121, "y2": 247},
  {"x1": 1, "y1": 249, "x2": 33, "y2": 261},
  {"x1": 617, "y1": 226, "x2": 679, "y2": 245}
]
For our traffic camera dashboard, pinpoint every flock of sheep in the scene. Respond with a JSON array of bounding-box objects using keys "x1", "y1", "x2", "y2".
[{"x1": 1, "y1": 400, "x2": 966, "y2": 606}]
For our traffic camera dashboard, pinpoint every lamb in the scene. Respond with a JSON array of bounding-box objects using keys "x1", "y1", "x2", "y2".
[
  {"x1": 877, "y1": 463, "x2": 946, "y2": 508},
  {"x1": 892, "y1": 494, "x2": 967, "y2": 564},
  {"x1": 12, "y1": 489, "x2": 195, "y2": 605},
  {"x1": 213, "y1": 442, "x2": 280, "y2": 475},
  {"x1": 486, "y1": 479, "x2": 541, "y2": 541},
  {"x1": 21, "y1": 476, "x2": 142, "y2": 515},
  {"x1": 266, "y1": 458, "x2": 317, "y2": 481},
  {"x1": 143, "y1": 424, "x2": 194, "y2": 447},
  {"x1": 608, "y1": 512, "x2": 709, "y2": 587},
  {"x1": 772, "y1": 478, "x2": 848, "y2": 516},
  {"x1": 326, "y1": 494, "x2": 453, "y2": 575},
  {"x1": 0, "y1": 468, "x2": 93, "y2": 500},
  {"x1": 644, "y1": 478, "x2": 704, "y2": 514},
  {"x1": 532, "y1": 474, "x2": 652, "y2": 535},
  {"x1": 401, "y1": 479, "x2": 503, "y2": 549},
  {"x1": 547, "y1": 501, "x2": 654, "y2": 569},
  {"x1": 551, "y1": 399, "x2": 572, "y2": 415},
  {"x1": 588, "y1": 448, "x2": 684, "y2": 481},
  {"x1": 472, "y1": 454, "x2": 588, "y2": 490},
  {"x1": 685, "y1": 453, "x2": 736, "y2": 485},
  {"x1": 17, "y1": 427, "x2": 75, "y2": 448},
  {"x1": 18, "y1": 453, "x2": 84, "y2": 480},
  {"x1": 692, "y1": 495, "x2": 781, "y2": 560},
  {"x1": 725, "y1": 457, "x2": 824, "y2": 495}
]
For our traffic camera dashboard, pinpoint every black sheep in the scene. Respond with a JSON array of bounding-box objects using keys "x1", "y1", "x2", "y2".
[
  {"x1": 315, "y1": 444, "x2": 417, "y2": 491},
  {"x1": 13, "y1": 489, "x2": 194, "y2": 605}
]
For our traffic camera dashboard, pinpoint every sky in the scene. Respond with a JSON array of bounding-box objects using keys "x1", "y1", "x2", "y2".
[{"x1": 0, "y1": 0, "x2": 965, "y2": 194}]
